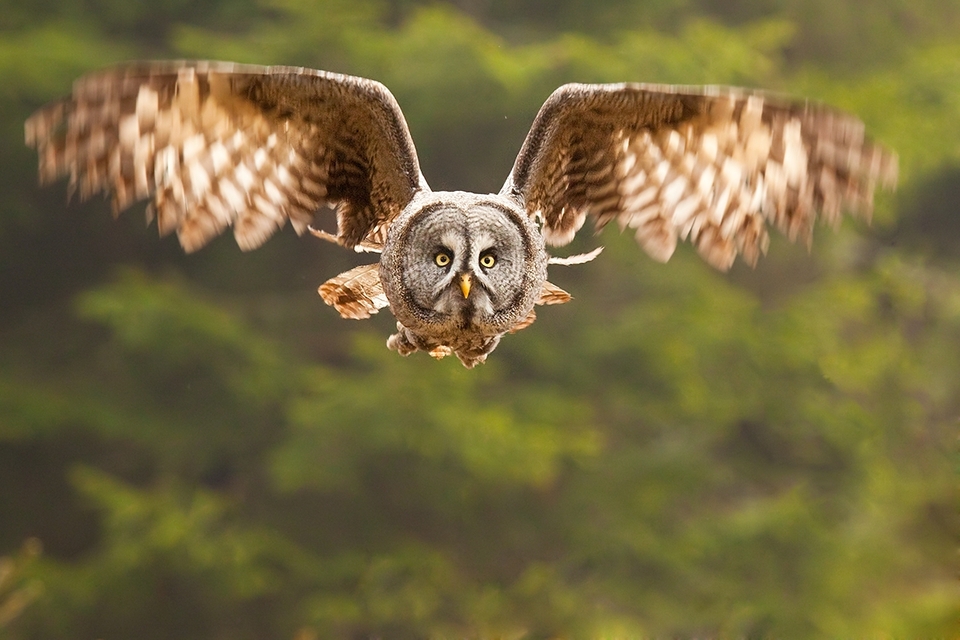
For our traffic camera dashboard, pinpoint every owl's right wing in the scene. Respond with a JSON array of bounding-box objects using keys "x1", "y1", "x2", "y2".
[{"x1": 25, "y1": 61, "x2": 428, "y2": 253}]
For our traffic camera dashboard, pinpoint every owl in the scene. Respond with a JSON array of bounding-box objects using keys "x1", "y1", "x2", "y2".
[{"x1": 25, "y1": 61, "x2": 897, "y2": 367}]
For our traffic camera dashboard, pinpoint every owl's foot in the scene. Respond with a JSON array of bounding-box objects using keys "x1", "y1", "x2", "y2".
[
  {"x1": 428, "y1": 345, "x2": 453, "y2": 360},
  {"x1": 386, "y1": 324, "x2": 418, "y2": 356},
  {"x1": 455, "y1": 352, "x2": 487, "y2": 368},
  {"x1": 387, "y1": 328, "x2": 456, "y2": 362},
  {"x1": 386, "y1": 322, "x2": 496, "y2": 368},
  {"x1": 453, "y1": 334, "x2": 499, "y2": 368}
]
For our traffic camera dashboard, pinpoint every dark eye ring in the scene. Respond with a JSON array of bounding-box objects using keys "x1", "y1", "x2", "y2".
[
  {"x1": 479, "y1": 253, "x2": 496, "y2": 269},
  {"x1": 434, "y1": 251, "x2": 451, "y2": 267}
]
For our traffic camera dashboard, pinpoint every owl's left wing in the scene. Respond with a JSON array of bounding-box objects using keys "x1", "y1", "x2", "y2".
[
  {"x1": 501, "y1": 83, "x2": 897, "y2": 270},
  {"x1": 25, "y1": 61, "x2": 427, "y2": 253}
]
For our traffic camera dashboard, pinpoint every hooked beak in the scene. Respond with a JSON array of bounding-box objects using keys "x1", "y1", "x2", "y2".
[{"x1": 459, "y1": 272, "x2": 472, "y2": 298}]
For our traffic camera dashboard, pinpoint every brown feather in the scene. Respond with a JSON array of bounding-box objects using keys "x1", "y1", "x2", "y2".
[
  {"x1": 318, "y1": 263, "x2": 389, "y2": 319},
  {"x1": 504, "y1": 83, "x2": 897, "y2": 270},
  {"x1": 25, "y1": 60, "x2": 427, "y2": 253}
]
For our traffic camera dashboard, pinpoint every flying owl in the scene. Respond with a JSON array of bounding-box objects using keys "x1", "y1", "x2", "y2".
[{"x1": 25, "y1": 61, "x2": 897, "y2": 367}]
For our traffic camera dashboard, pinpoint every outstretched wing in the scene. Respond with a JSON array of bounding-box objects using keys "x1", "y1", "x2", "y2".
[
  {"x1": 25, "y1": 60, "x2": 427, "y2": 252},
  {"x1": 502, "y1": 83, "x2": 897, "y2": 270}
]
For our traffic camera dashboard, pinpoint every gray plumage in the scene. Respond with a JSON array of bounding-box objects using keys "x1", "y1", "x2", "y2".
[
  {"x1": 379, "y1": 191, "x2": 549, "y2": 367},
  {"x1": 25, "y1": 60, "x2": 897, "y2": 367}
]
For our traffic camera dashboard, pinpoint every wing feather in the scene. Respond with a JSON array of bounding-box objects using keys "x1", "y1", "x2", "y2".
[
  {"x1": 502, "y1": 83, "x2": 897, "y2": 270},
  {"x1": 25, "y1": 60, "x2": 427, "y2": 253},
  {"x1": 318, "y1": 263, "x2": 389, "y2": 319}
]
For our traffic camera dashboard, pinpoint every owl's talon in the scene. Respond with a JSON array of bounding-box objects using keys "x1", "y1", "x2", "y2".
[
  {"x1": 428, "y1": 345, "x2": 453, "y2": 360},
  {"x1": 456, "y1": 353, "x2": 486, "y2": 368},
  {"x1": 386, "y1": 330, "x2": 416, "y2": 356}
]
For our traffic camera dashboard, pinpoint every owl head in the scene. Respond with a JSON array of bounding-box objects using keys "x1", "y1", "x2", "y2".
[{"x1": 379, "y1": 191, "x2": 548, "y2": 344}]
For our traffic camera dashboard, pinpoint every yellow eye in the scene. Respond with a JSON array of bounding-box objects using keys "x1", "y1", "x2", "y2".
[
  {"x1": 479, "y1": 253, "x2": 496, "y2": 269},
  {"x1": 434, "y1": 251, "x2": 451, "y2": 267}
]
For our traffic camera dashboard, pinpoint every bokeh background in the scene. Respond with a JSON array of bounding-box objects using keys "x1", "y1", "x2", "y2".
[{"x1": 1, "y1": 0, "x2": 958, "y2": 637}]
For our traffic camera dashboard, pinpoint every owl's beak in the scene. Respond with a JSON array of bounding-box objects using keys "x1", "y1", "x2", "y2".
[{"x1": 459, "y1": 272, "x2": 472, "y2": 298}]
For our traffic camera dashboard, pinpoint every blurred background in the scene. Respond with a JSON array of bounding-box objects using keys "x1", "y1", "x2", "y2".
[{"x1": 1, "y1": 0, "x2": 958, "y2": 637}]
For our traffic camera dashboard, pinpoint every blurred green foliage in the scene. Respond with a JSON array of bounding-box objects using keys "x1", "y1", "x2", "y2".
[
  {"x1": 0, "y1": 539, "x2": 42, "y2": 629},
  {"x1": 1, "y1": 0, "x2": 958, "y2": 637}
]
